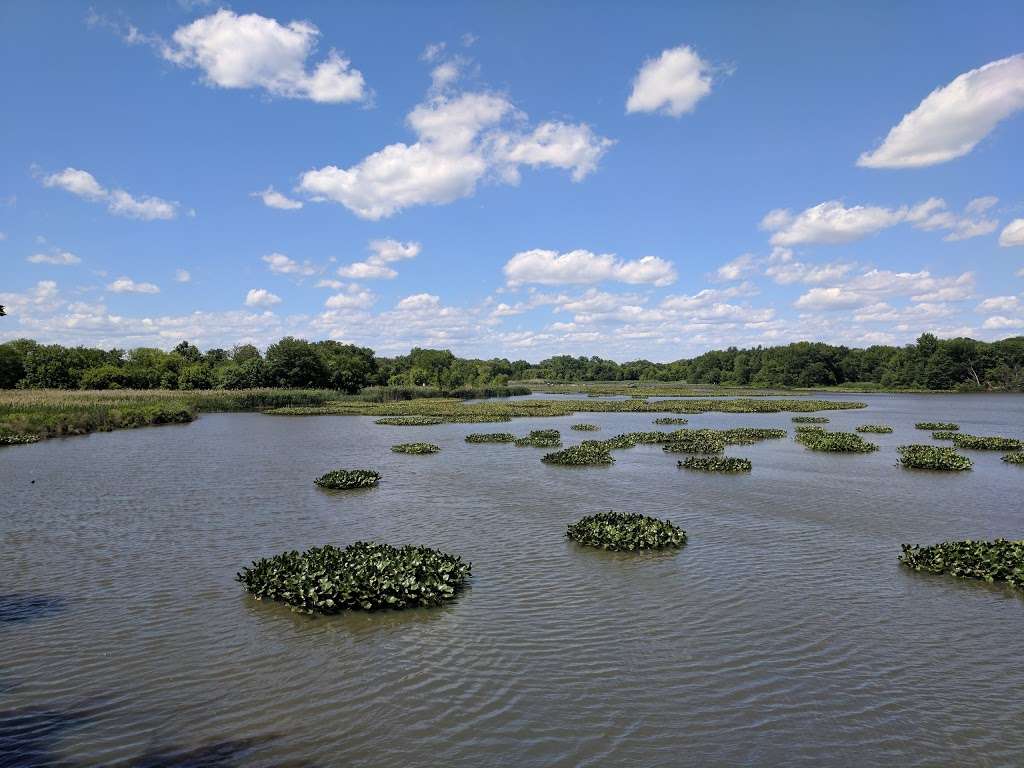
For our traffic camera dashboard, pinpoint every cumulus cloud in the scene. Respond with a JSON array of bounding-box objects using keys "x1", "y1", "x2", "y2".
[
  {"x1": 108, "y1": 277, "x2": 160, "y2": 294},
  {"x1": 977, "y1": 295, "x2": 1020, "y2": 314},
  {"x1": 1000, "y1": 218, "x2": 1024, "y2": 247},
  {"x1": 42, "y1": 167, "x2": 179, "y2": 220},
  {"x1": 715, "y1": 254, "x2": 758, "y2": 282},
  {"x1": 27, "y1": 250, "x2": 81, "y2": 266},
  {"x1": 244, "y1": 288, "x2": 281, "y2": 307},
  {"x1": 162, "y1": 10, "x2": 367, "y2": 103},
  {"x1": 858, "y1": 54, "x2": 1024, "y2": 168},
  {"x1": 262, "y1": 252, "x2": 317, "y2": 276},
  {"x1": 503, "y1": 249, "x2": 676, "y2": 287},
  {"x1": 626, "y1": 45, "x2": 713, "y2": 117},
  {"x1": 325, "y1": 288, "x2": 375, "y2": 310},
  {"x1": 252, "y1": 186, "x2": 303, "y2": 210},
  {"x1": 794, "y1": 269, "x2": 974, "y2": 310},
  {"x1": 336, "y1": 238, "x2": 421, "y2": 280}
]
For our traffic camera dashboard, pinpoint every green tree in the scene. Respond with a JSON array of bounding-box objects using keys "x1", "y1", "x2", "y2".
[{"x1": 265, "y1": 337, "x2": 329, "y2": 388}]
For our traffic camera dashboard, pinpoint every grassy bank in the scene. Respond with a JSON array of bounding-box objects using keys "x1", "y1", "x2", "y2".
[{"x1": 518, "y1": 380, "x2": 952, "y2": 397}]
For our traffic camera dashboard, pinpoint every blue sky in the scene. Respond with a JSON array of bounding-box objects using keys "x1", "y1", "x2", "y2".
[{"x1": 2, "y1": 0, "x2": 1023, "y2": 361}]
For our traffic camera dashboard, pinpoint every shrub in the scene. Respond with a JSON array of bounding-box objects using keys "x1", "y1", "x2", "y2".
[
  {"x1": 237, "y1": 541, "x2": 471, "y2": 613},
  {"x1": 931, "y1": 431, "x2": 958, "y2": 440},
  {"x1": 0, "y1": 433, "x2": 40, "y2": 446},
  {"x1": 679, "y1": 456, "x2": 751, "y2": 472},
  {"x1": 314, "y1": 469, "x2": 381, "y2": 489},
  {"x1": 465, "y1": 432, "x2": 515, "y2": 443},
  {"x1": 795, "y1": 430, "x2": 878, "y2": 453},
  {"x1": 916, "y1": 422, "x2": 959, "y2": 430},
  {"x1": 653, "y1": 417, "x2": 688, "y2": 425},
  {"x1": 896, "y1": 445, "x2": 972, "y2": 471},
  {"x1": 899, "y1": 539, "x2": 1024, "y2": 590},
  {"x1": 391, "y1": 443, "x2": 440, "y2": 454},
  {"x1": 792, "y1": 416, "x2": 829, "y2": 424},
  {"x1": 570, "y1": 423, "x2": 600, "y2": 431},
  {"x1": 566, "y1": 511, "x2": 686, "y2": 551},
  {"x1": 856, "y1": 424, "x2": 893, "y2": 433},
  {"x1": 951, "y1": 434, "x2": 1024, "y2": 451},
  {"x1": 514, "y1": 429, "x2": 561, "y2": 448},
  {"x1": 374, "y1": 416, "x2": 444, "y2": 426},
  {"x1": 1003, "y1": 453, "x2": 1024, "y2": 465},
  {"x1": 542, "y1": 441, "x2": 614, "y2": 465}
]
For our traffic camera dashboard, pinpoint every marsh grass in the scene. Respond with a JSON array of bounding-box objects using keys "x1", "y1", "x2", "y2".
[
  {"x1": 899, "y1": 539, "x2": 1024, "y2": 589},
  {"x1": 570, "y1": 423, "x2": 600, "y2": 431},
  {"x1": 792, "y1": 416, "x2": 829, "y2": 424},
  {"x1": 514, "y1": 429, "x2": 561, "y2": 448},
  {"x1": 566, "y1": 512, "x2": 686, "y2": 551},
  {"x1": 897, "y1": 445, "x2": 972, "y2": 471}
]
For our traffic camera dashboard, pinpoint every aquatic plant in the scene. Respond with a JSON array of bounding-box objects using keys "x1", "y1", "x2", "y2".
[
  {"x1": 951, "y1": 434, "x2": 1024, "y2": 451},
  {"x1": 1003, "y1": 453, "x2": 1024, "y2": 465},
  {"x1": 899, "y1": 539, "x2": 1024, "y2": 590},
  {"x1": 0, "y1": 433, "x2": 41, "y2": 446},
  {"x1": 662, "y1": 430, "x2": 726, "y2": 454},
  {"x1": 599, "y1": 431, "x2": 675, "y2": 449},
  {"x1": 794, "y1": 424, "x2": 825, "y2": 434},
  {"x1": 566, "y1": 511, "x2": 686, "y2": 551},
  {"x1": 542, "y1": 441, "x2": 615, "y2": 465},
  {"x1": 237, "y1": 541, "x2": 471, "y2": 613},
  {"x1": 795, "y1": 430, "x2": 879, "y2": 453},
  {"x1": 391, "y1": 442, "x2": 440, "y2": 454},
  {"x1": 653, "y1": 417, "x2": 688, "y2": 425},
  {"x1": 856, "y1": 424, "x2": 893, "y2": 433},
  {"x1": 931, "y1": 431, "x2": 958, "y2": 440},
  {"x1": 570, "y1": 423, "x2": 600, "y2": 431},
  {"x1": 718, "y1": 427, "x2": 787, "y2": 444},
  {"x1": 514, "y1": 429, "x2": 561, "y2": 448},
  {"x1": 896, "y1": 445, "x2": 972, "y2": 471},
  {"x1": 792, "y1": 416, "x2": 829, "y2": 424},
  {"x1": 374, "y1": 415, "x2": 444, "y2": 426},
  {"x1": 679, "y1": 456, "x2": 752, "y2": 472},
  {"x1": 314, "y1": 469, "x2": 381, "y2": 489},
  {"x1": 915, "y1": 422, "x2": 959, "y2": 430},
  {"x1": 464, "y1": 432, "x2": 516, "y2": 443}
]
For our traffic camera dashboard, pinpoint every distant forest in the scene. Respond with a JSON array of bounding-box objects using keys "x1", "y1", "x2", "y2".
[{"x1": 0, "y1": 333, "x2": 1022, "y2": 391}]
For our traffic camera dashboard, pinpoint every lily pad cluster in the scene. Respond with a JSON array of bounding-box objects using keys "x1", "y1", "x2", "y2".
[
  {"x1": 237, "y1": 541, "x2": 472, "y2": 613},
  {"x1": 792, "y1": 416, "x2": 829, "y2": 424},
  {"x1": 464, "y1": 432, "x2": 516, "y2": 443},
  {"x1": 856, "y1": 424, "x2": 893, "y2": 434},
  {"x1": 896, "y1": 445, "x2": 972, "y2": 471},
  {"x1": 514, "y1": 429, "x2": 561, "y2": 448},
  {"x1": 899, "y1": 539, "x2": 1024, "y2": 590},
  {"x1": 314, "y1": 469, "x2": 382, "y2": 489},
  {"x1": 391, "y1": 443, "x2": 440, "y2": 454},
  {"x1": 653, "y1": 417, "x2": 688, "y2": 425},
  {"x1": 542, "y1": 441, "x2": 615, "y2": 465},
  {"x1": 915, "y1": 422, "x2": 959, "y2": 431},
  {"x1": 795, "y1": 430, "x2": 879, "y2": 453},
  {"x1": 374, "y1": 416, "x2": 444, "y2": 426},
  {"x1": 570, "y1": 423, "x2": 600, "y2": 431},
  {"x1": 1003, "y1": 452, "x2": 1024, "y2": 465},
  {"x1": 951, "y1": 434, "x2": 1023, "y2": 451},
  {"x1": 566, "y1": 511, "x2": 686, "y2": 551},
  {"x1": 679, "y1": 456, "x2": 751, "y2": 472}
]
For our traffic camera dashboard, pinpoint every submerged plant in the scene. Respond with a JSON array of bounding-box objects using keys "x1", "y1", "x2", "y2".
[
  {"x1": 391, "y1": 443, "x2": 440, "y2": 454},
  {"x1": 566, "y1": 511, "x2": 686, "y2": 551},
  {"x1": 570, "y1": 423, "x2": 600, "y2": 431},
  {"x1": 514, "y1": 429, "x2": 561, "y2": 448},
  {"x1": 542, "y1": 441, "x2": 615, "y2": 466},
  {"x1": 653, "y1": 417, "x2": 688, "y2": 425},
  {"x1": 374, "y1": 415, "x2": 444, "y2": 426},
  {"x1": 951, "y1": 434, "x2": 1024, "y2": 451},
  {"x1": 896, "y1": 445, "x2": 972, "y2": 471},
  {"x1": 899, "y1": 539, "x2": 1024, "y2": 590},
  {"x1": 915, "y1": 422, "x2": 959, "y2": 431},
  {"x1": 237, "y1": 541, "x2": 471, "y2": 613},
  {"x1": 1003, "y1": 453, "x2": 1024, "y2": 465},
  {"x1": 464, "y1": 432, "x2": 516, "y2": 443},
  {"x1": 931, "y1": 431, "x2": 958, "y2": 440},
  {"x1": 856, "y1": 424, "x2": 893, "y2": 434},
  {"x1": 679, "y1": 456, "x2": 751, "y2": 472},
  {"x1": 795, "y1": 430, "x2": 879, "y2": 453},
  {"x1": 792, "y1": 416, "x2": 829, "y2": 424},
  {"x1": 314, "y1": 469, "x2": 381, "y2": 489}
]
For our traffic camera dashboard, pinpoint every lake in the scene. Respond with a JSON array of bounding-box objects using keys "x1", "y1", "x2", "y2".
[{"x1": 2, "y1": 393, "x2": 1023, "y2": 767}]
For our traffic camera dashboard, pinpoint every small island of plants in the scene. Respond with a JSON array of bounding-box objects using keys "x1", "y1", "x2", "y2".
[
  {"x1": 391, "y1": 443, "x2": 440, "y2": 454},
  {"x1": 0, "y1": 433, "x2": 41, "y2": 446},
  {"x1": 856, "y1": 424, "x2": 893, "y2": 434},
  {"x1": 653, "y1": 417, "x2": 688, "y2": 425},
  {"x1": 542, "y1": 441, "x2": 615, "y2": 465},
  {"x1": 896, "y1": 445, "x2": 973, "y2": 471},
  {"x1": 792, "y1": 416, "x2": 829, "y2": 424},
  {"x1": 915, "y1": 422, "x2": 959, "y2": 431},
  {"x1": 951, "y1": 434, "x2": 1023, "y2": 451},
  {"x1": 464, "y1": 432, "x2": 516, "y2": 443},
  {"x1": 375, "y1": 416, "x2": 444, "y2": 426},
  {"x1": 1003, "y1": 452, "x2": 1024, "y2": 465},
  {"x1": 899, "y1": 539, "x2": 1024, "y2": 590},
  {"x1": 237, "y1": 541, "x2": 472, "y2": 613},
  {"x1": 314, "y1": 469, "x2": 382, "y2": 489},
  {"x1": 931, "y1": 431, "x2": 958, "y2": 440},
  {"x1": 566, "y1": 511, "x2": 686, "y2": 551},
  {"x1": 514, "y1": 429, "x2": 561, "y2": 448},
  {"x1": 570, "y1": 423, "x2": 600, "y2": 431},
  {"x1": 795, "y1": 430, "x2": 879, "y2": 453},
  {"x1": 679, "y1": 456, "x2": 752, "y2": 473}
]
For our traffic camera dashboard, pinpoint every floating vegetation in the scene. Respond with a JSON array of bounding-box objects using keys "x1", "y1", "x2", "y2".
[
  {"x1": 542, "y1": 441, "x2": 615, "y2": 466},
  {"x1": 514, "y1": 429, "x2": 561, "y2": 448},
  {"x1": 662, "y1": 430, "x2": 726, "y2": 454},
  {"x1": 931, "y1": 431, "x2": 958, "y2": 440},
  {"x1": 570, "y1": 423, "x2": 600, "y2": 431},
  {"x1": 314, "y1": 469, "x2": 381, "y2": 490},
  {"x1": 792, "y1": 416, "x2": 829, "y2": 424},
  {"x1": 794, "y1": 424, "x2": 825, "y2": 434},
  {"x1": 951, "y1": 434, "x2": 1024, "y2": 451},
  {"x1": 464, "y1": 432, "x2": 515, "y2": 443},
  {"x1": 599, "y1": 431, "x2": 675, "y2": 449},
  {"x1": 915, "y1": 422, "x2": 959, "y2": 431},
  {"x1": 391, "y1": 442, "x2": 440, "y2": 454},
  {"x1": 0, "y1": 433, "x2": 41, "y2": 446},
  {"x1": 795, "y1": 430, "x2": 879, "y2": 453},
  {"x1": 1003, "y1": 453, "x2": 1024, "y2": 465},
  {"x1": 566, "y1": 512, "x2": 686, "y2": 551},
  {"x1": 896, "y1": 445, "x2": 973, "y2": 471},
  {"x1": 856, "y1": 424, "x2": 893, "y2": 434},
  {"x1": 237, "y1": 541, "x2": 471, "y2": 613},
  {"x1": 679, "y1": 456, "x2": 752, "y2": 473},
  {"x1": 653, "y1": 417, "x2": 688, "y2": 425},
  {"x1": 374, "y1": 415, "x2": 444, "y2": 426},
  {"x1": 718, "y1": 427, "x2": 787, "y2": 444},
  {"x1": 899, "y1": 539, "x2": 1024, "y2": 590}
]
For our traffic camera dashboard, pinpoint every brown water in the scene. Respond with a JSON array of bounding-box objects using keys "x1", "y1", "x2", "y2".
[{"x1": 2, "y1": 394, "x2": 1023, "y2": 767}]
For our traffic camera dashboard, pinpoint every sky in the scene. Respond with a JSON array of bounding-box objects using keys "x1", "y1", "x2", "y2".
[{"x1": 1, "y1": 0, "x2": 1023, "y2": 362}]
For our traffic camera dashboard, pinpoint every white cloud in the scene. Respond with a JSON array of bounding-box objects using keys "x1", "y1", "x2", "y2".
[
  {"x1": 27, "y1": 250, "x2": 81, "y2": 266},
  {"x1": 108, "y1": 277, "x2": 160, "y2": 294},
  {"x1": 325, "y1": 289, "x2": 375, "y2": 309},
  {"x1": 503, "y1": 249, "x2": 676, "y2": 287},
  {"x1": 162, "y1": 9, "x2": 367, "y2": 103},
  {"x1": 316, "y1": 279, "x2": 347, "y2": 289},
  {"x1": 492, "y1": 122, "x2": 614, "y2": 183},
  {"x1": 858, "y1": 54, "x2": 1024, "y2": 168},
  {"x1": 42, "y1": 167, "x2": 178, "y2": 220},
  {"x1": 175, "y1": 269, "x2": 191, "y2": 283},
  {"x1": 794, "y1": 269, "x2": 974, "y2": 310},
  {"x1": 336, "y1": 238, "x2": 421, "y2": 280},
  {"x1": 626, "y1": 45, "x2": 713, "y2": 117},
  {"x1": 262, "y1": 252, "x2": 317, "y2": 276},
  {"x1": 252, "y1": 186, "x2": 303, "y2": 210},
  {"x1": 715, "y1": 254, "x2": 757, "y2": 281},
  {"x1": 421, "y1": 42, "x2": 446, "y2": 62},
  {"x1": 336, "y1": 262, "x2": 397, "y2": 279},
  {"x1": 764, "y1": 247, "x2": 852, "y2": 285},
  {"x1": 244, "y1": 288, "x2": 281, "y2": 307},
  {"x1": 1000, "y1": 219, "x2": 1024, "y2": 247},
  {"x1": 431, "y1": 61, "x2": 461, "y2": 91},
  {"x1": 976, "y1": 295, "x2": 1020, "y2": 314},
  {"x1": 982, "y1": 315, "x2": 1024, "y2": 330},
  {"x1": 0, "y1": 281, "x2": 61, "y2": 315}
]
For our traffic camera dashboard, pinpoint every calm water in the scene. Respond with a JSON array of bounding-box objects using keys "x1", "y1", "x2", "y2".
[{"x1": 2, "y1": 394, "x2": 1023, "y2": 767}]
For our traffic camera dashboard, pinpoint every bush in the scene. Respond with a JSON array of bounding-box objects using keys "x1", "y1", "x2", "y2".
[
  {"x1": 542, "y1": 441, "x2": 614, "y2": 465},
  {"x1": 679, "y1": 456, "x2": 751, "y2": 472},
  {"x1": 465, "y1": 432, "x2": 515, "y2": 443},
  {"x1": 653, "y1": 417, "x2": 688, "y2": 425},
  {"x1": 514, "y1": 429, "x2": 561, "y2": 447},
  {"x1": 916, "y1": 422, "x2": 959, "y2": 430},
  {"x1": 374, "y1": 416, "x2": 444, "y2": 426},
  {"x1": 566, "y1": 512, "x2": 686, "y2": 551},
  {"x1": 931, "y1": 431, "x2": 958, "y2": 440},
  {"x1": 570, "y1": 423, "x2": 600, "y2": 431},
  {"x1": 796, "y1": 430, "x2": 879, "y2": 453},
  {"x1": 897, "y1": 445, "x2": 972, "y2": 471},
  {"x1": 1003, "y1": 453, "x2": 1024, "y2": 465},
  {"x1": 792, "y1": 416, "x2": 829, "y2": 424},
  {"x1": 314, "y1": 469, "x2": 381, "y2": 489},
  {"x1": 237, "y1": 541, "x2": 471, "y2": 613},
  {"x1": 899, "y1": 539, "x2": 1024, "y2": 589},
  {"x1": 856, "y1": 424, "x2": 893, "y2": 433},
  {"x1": 951, "y1": 434, "x2": 1024, "y2": 451},
  {"x1": 391, "y1": 443, "x2": 440, "y2": 454}
]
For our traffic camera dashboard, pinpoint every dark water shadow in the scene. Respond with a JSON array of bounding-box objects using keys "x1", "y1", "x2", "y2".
[
  {"x1": 0, "y1": 706, "x2": 88, "y2": 768},
  {"x1": 0, "y1": 595, "x2": 65, "y2": 625},
  {"x1": 130, "y1": 734, "x2": 317, "y2": 768}
]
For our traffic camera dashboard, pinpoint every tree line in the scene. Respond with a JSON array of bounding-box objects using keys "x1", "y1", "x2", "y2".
[{"x1": 0, "y1": 333, "x2": 1022, "y2": 391}]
